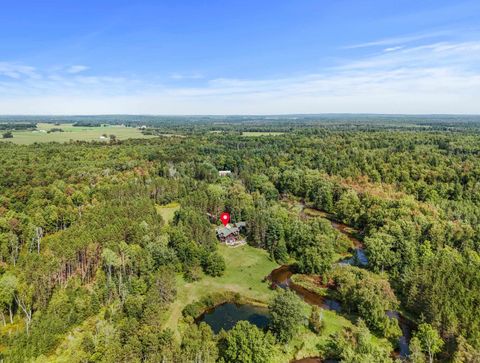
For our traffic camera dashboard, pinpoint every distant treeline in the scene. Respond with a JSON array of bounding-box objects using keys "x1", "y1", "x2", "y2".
[
  {"x1": 47, "y1": 128, "x2": 64, "y2": 133},
  {"x1": 0, "y1": 122, "x2": 36, "y2": 131},
  {"x1": 72, "y1": 122, "x2": 109, "y2": 127},
  {"x1": 2, "y1": 114, "x2": 480, "y2": 133}
]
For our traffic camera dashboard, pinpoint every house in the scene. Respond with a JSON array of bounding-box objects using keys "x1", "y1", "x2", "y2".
[
  {"x1": 218, "y1": 170, "x2": 232, "y2": 177},
  {"x1": 216, "y1": 222, "x2": 246, "y2": 246}
]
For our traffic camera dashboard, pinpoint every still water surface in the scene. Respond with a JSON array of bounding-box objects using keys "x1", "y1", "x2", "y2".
[{"x1": 197, "y1": 302, "x2": 269, "y2": 334}]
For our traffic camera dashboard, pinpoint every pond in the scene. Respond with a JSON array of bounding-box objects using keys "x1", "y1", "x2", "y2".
[{"x1": 197, "y1": 302, "x2": 270, "y2": 334}]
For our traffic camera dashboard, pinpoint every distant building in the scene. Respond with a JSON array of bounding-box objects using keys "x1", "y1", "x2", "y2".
[
  {"x1": 216, "y1": 222, "x2": 246, "y2": 246},
  {"x1": 219, "y1": 170, "x2": 232, "y2": 177}
]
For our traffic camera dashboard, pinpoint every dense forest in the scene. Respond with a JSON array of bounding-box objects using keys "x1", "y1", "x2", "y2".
[{"x1": 1, "y1": 118, "x2": 480, "y2": 362}]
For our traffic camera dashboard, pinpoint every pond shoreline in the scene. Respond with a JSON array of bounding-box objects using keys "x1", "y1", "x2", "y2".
[
  {"x1": 193, "y1": 203, "x2": 415, "y2": 358},
  {"x1": 194, "y1": 298, "x2": 268, "y2": 323},
  {"x1": 195, "y1": 301, "x2": 270, "y2": 334}
]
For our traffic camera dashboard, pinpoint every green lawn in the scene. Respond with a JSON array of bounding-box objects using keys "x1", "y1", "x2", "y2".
[
  {"x1": 163, "y1": 244, "x2": 278, "y2": 338},
  {"x1": 38, "y1": 243, "x2": 390, "y2": 362},
  {"x1": 162, "y1": 243, "x2": 390, "y2": 362},
  {"x1": 155, "y1": 202, "x2": 181, "y2": 224},
  {"x1": 1, "y1": 123, "x2": 156, "y2": 144}
]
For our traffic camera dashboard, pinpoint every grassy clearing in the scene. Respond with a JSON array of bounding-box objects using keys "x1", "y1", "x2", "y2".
[
  {"x1": 1, "y1": 123, "x2": 155, "y2": 144},
  {"x1": 208, "y1": 131, "x2": 284, "y2": 136},
  {"x1": 163, "y1": 244, "x2": 278, "y2": 339},
  {"x1": 39, "y1": 243, "x2": 389, "y2": 362},
  {"x1": 241, "y1": 131, "x2": 285, "y2": 137},
  {"x1": 291, "y1": 274, "x2": 329, "y2": 296},
  {"x1": 271, "y1": 309, "x2": 351, "y2": 362},
  {"x1": 155, "y1": 202, "x2": 181, "y2": 224},
  {"x1": 163, "y1": 243, "x2": 388, "y2": 362},
  {"x1": 303, "y1": 207, "x2": 330, "y2": 218},
  {"x1": 272, "y1": 307, "x2": 392, "y2": 362}
]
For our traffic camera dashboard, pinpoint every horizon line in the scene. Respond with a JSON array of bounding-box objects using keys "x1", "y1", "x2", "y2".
[{"x1": 1, "y1": 112, "x2": 480, "y2": 117}]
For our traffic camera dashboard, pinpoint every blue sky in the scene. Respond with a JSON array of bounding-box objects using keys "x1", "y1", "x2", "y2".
[{"x1": 1, "y1": 0, "x2": 480, "y2": 114}]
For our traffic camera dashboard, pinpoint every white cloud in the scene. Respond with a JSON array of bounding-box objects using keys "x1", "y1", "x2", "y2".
[
  {"x1": 1, "y1": 39, "x2": 480, "y2": 114},
  {"x1": 336, "y1": 41, "x2": 480, "y2": 71},
  {"x1": 170, "y1": 72, "x2": 204, "y2": 80},
  {"x1": 0, "y1": 62, "x2": 39, "y2": 79},
  {"x1": 384, "y1": 46, "x2": 404, "y2": 52},
  {"x1": 343, "y1": 30, "x2": 450, "y2": 49},
  {"x1": 66, "y1": 65, "x2": 89, "y2": 74}
]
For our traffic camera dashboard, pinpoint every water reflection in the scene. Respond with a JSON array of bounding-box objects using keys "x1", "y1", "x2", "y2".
[
  {"x1": 197, "y1": 302, "x2": 269, "y2": 334},
  {"x1": 338, "y1": 248, "x2": 368, "y2": 266},
  {"x1": 387, "y1": 310, "x2": 413, "y2": 358}
]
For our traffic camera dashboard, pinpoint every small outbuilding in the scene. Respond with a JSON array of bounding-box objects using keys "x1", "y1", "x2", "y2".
[{"x1": 218, "y1": 170, "x2": 232, "y2": 177}]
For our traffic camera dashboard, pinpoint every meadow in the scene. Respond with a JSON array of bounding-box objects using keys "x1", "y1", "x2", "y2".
[
  {"x1": 161, "y1": 243, "x2": 389, "y2": 362},
  {"x1": 163, "y1": 244, "x2": 278, "y2": 338},
  {"x1": 0, "y1": 123, "x2": 155, "y2": 144},
  {"x1": 35, "y1": 242, "x2": 390, "y2": 363},
  {"x1": 155, "y1": 202, "x2": 181, "y2": 224}
]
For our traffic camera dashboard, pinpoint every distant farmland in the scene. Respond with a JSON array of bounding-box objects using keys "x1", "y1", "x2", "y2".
[{"x1": 0, "y1": 123, "x2": 156, "y2": 144}]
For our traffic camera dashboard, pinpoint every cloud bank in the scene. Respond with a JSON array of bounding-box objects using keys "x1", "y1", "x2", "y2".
[{"x1": 1, "y1": 39, "x2": 480, "y2": 114}]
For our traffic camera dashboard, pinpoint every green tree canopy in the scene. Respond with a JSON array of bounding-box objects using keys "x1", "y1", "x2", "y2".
[{"x1": 268, "y1": 289, "x2": 305, "y2": 343}]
